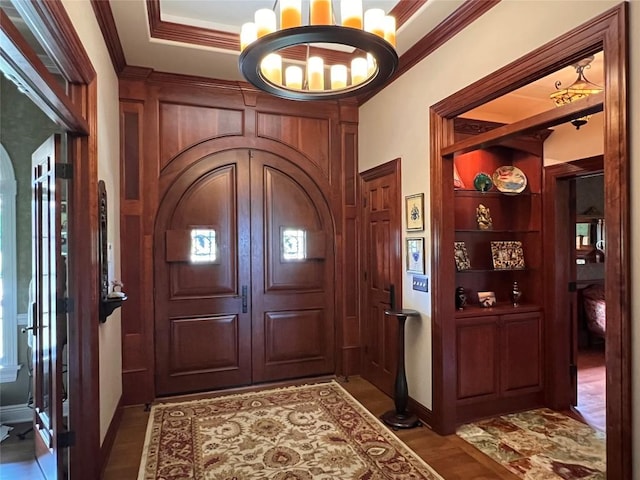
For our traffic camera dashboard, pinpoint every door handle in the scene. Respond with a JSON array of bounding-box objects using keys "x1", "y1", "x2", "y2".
[
  {"x1": 389, "y1": 284, "x2": 396, "y2": 310},
  {"x1": 242, "y1": 285, "x2": 248, "y2": 313}
]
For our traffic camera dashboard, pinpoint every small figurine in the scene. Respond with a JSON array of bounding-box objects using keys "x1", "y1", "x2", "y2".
[
  {"x1": 455, "y1": 286, "x2": 467, "y2": 310},
  {"x1": 476, "y1": 203, "x2": 493, "y2": 230},
  {"x1": 510, "y1": 281, "x2": 522, "y2": 307}
]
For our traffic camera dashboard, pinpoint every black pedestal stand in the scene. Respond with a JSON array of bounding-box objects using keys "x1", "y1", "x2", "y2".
[{"x1": 381, "y1": 308, "x2": 421, "y2": 429}]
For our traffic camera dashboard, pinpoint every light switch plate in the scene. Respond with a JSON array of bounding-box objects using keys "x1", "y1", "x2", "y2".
[{"x1": 412, "y1": 275, "x2": 428, "y2": 292}]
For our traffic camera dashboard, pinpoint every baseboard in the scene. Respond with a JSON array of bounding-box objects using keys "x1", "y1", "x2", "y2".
[
  {"x1": 408, "y1": 396, "x2": 434, "y2": 429},
  {"x1": 0, "y1": 403, "x2": 32, "y2": 424},
  {"x1": 100, "y1": 395, "x2": 123, "y2": 476}
]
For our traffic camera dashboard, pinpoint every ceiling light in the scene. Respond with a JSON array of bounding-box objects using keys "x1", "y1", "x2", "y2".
[
  {"x1": 549, "y1": 55, "x2": 603, "y2": 130},
  {"x1": 238, "y1": 0, "x2": 398, "y2": 101}
]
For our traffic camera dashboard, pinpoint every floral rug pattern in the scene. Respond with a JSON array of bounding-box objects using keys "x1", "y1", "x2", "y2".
[
  {"x1": 138, "y1": 381, "x2": 443, "y2": 480},
  {"x1": 457, "y1": 408, "x2": 606, "y2": 479}
]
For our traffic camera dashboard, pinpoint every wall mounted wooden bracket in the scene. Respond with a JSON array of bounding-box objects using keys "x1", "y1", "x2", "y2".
[{"x1": 98, "y1": 180, "x2": 126, "y2": 323}]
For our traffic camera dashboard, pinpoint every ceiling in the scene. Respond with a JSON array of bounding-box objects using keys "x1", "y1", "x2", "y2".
[
  {"x1": 108, "y1": 0, "x2": 466, "y2": 82},
  {"x1": 3, "y1": 0, "x2": 605, "y2": 123}
]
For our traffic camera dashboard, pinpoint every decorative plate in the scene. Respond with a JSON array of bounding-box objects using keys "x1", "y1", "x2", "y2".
[
  {"x1": 473, "y1": 172, "x2": 493, "y2": 192},
  {"x1": 492, "y1": 165, "x2": 527, "y2": 194}
]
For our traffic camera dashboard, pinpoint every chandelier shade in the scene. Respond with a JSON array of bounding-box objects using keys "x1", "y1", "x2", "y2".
[
  {"x1": 549, "y1": 55, "x2": 603, "y2": 129},
  {"x1": 238, "y1": 1, "x2": 399, "y2": 101}
]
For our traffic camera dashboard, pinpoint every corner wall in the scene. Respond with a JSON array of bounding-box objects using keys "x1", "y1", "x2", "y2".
[{"x1": 61, "y1": 0, "x2": 121, "y2": 445}]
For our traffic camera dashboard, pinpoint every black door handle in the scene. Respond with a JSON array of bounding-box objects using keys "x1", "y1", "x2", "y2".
[{"x1": 242, "y1": 285, "x2": 248, "y2": 313}]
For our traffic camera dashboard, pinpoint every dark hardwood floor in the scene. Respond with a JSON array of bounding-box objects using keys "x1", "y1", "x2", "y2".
[
  {"x1": 2, "y1": 371, "x2": 605, "y2": 479},
  {"x1": 103, "y1": 376, "x2": 520, "y2": 480},
  {"x1": 573, "y1": 346, "x2": 606, "y2": 432}
]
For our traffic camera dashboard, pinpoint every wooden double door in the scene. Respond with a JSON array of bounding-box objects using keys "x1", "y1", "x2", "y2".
[{"x1": 154, "y1": 149, "x2": 335, "y2": 396}]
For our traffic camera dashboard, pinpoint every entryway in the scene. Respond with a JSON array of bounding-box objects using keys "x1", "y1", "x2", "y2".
[{"x1": 154, "y1": 149, "x2": 335, "y2": 396}]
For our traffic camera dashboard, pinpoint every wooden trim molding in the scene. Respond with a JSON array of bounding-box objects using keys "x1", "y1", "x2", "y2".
[
  {"x1": 3, "y1": 2, "x2": 102, "y2": 480},
  {"x1": 10, "y1": 0, "x2": 95, "y2": 83},
  {"x1": 429, "y1": 5, "x2": 630, "y2": 479},
  {"x1": 357, "y1": 0, "x2": 501, "y2": 105},
  {"x1": 0, "y1": 10, "x2": 89, "y2": 134},
  {"x1": 99, "y1": 396, "x2": 124, "y2": 476},
  {"x1": 91, "y1": 0, "x2": 127, "y2": 74}
]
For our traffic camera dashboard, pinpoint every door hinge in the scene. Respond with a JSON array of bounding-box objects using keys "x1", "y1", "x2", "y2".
[
  {"x1": 55, "y1": 163, "x2": 73, "y2": 180},
  {"x1": 569, "y1": 363, "x2": 578, "y2": 378},
  {"x1": 568, "y1": 281, "x2": 577, "y2": 292},
  {"x1": 58, "y1": 430, "x2": 76, "y2": 448},
  {"x1": 363, "y1": 271, "x2": 367, "y2": 281},
  {"x1": 363, "y1": 197, "x2": 367, "y2": 207},
  {"x1": 57, "y1": 297, "x2": 73, "y2": 314}
]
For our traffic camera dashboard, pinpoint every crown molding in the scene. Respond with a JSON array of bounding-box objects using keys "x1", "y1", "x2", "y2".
[{"x1": 91, "y1": 0, "x2": 126, "y2": 74}]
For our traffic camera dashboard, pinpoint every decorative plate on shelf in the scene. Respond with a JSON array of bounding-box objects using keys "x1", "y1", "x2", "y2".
[
  {"x1": 473, "y1": 172, "x2": 493, "y2": 192},
  {"x1": 492, "y1": 165, "x2": 527, "y2": 194}
]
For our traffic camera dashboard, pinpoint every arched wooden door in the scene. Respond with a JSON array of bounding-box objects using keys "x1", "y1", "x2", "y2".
[{"x1": 154, "y1": 149, "x2": 335, "y2": 396}]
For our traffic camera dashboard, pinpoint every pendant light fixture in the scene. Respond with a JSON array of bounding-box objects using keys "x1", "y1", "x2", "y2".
[
  {"x1": 549, "y1": 55, "x2": 603, "y2": 130},
  {"x1": 239, "y1": 0, "x2": 398, "y2": 101}
]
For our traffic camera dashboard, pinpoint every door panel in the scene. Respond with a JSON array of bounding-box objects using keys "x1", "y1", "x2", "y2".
[
  {"x1": 360, "y1": 161, "x2": 402, "y2": 397},
  {"x1": 32, "y1": 134, "x2": 65, "y2": 480},
  {"x1": 155, "y1": 151, "x2": 251, "y2": 395},
  {"x1": 155, "y1": 149, "x2": 334, "y2": 395},
  {"x1": 251, "y1": 153, "x2": 335, "y2": 382}
]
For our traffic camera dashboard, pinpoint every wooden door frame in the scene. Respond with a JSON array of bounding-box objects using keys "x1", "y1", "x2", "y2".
[
  {"x1": 543, "y1": 155, "x2": 604, "y2": 409},
  {"x1": 358, "y1": 158, "x2": 403, "y2": 391},
  {"x1": 429, "y1": 4, "x2": 630, "y2": 478},
  {"x1": 1, "y1": 4, "x2": 101, "y2": 480}
]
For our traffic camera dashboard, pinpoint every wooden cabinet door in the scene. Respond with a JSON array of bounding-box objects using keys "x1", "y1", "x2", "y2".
[
  {"x1": 501, "y1": 312, "x2": 543, "y2": 393},
  {"x1": 155, "y1": 149, "x2": 334, "y2": 395}
]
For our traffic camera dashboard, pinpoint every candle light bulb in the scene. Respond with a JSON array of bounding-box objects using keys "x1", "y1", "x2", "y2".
[
  {"x1": 255, "y1": 8, "x2": 276, "y2": 38},
  {"x1": 310, "y1": 0, "x2": 332, "y2": 25},
  {"x1": 331, "y1": 64, "x2": 348, "y2": 89},
  {"x1": 341, "y1": 0, "x2": 363, "y2": 29},
  {"x1": 285, "y1": 65, "x2": 303, "y2": 89},
  {"x1": 351, "y1": 57, "x2": 368, "y2": 85},
  {"x1": 383, "y1": 15, "x2": 396, "y2": 47},
  {"x1": 307, "y1": 56, "x2": 325, "y2": 91},
  {"x1": 240, "y1": 23, "x2": 257, "y2": 51},
  {"x1": 364, "y1": 8, "x2": 385, "y2": 38},
  {"x1": 281, "y1": 0, "x2": 301, "y2": 29},
  {"x1": 261, "y1": 53, "x2": 282, "y2": 85}
]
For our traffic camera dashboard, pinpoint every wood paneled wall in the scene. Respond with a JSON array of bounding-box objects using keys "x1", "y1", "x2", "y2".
[{"x1": 118, "y1": 72, "x2": 359, "y2": 405}]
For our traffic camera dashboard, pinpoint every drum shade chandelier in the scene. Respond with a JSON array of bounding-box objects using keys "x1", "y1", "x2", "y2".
[
  {"x1": 549, "y1": 55, "x2": 603, "y2": 130},
  {"x1": 239, "y1": 0, "x2": 398, "y2": 101}
]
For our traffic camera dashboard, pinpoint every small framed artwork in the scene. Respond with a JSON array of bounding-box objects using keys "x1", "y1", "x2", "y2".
[
  {"x1": 406, "y1": 237, "x2": 425, "y2": 274},
  {"x1": 490, "y1": 240, "x2": 525, "y2": 270},
  {"x1": 454, "y1": 241, "x2": 471, "y2": 271},
  {"x1": 405, "y1": 193, "x2": 424, "y2": 231},
  {"x1": 478, "y1": 291, "x2": 497, "y2": 308}
]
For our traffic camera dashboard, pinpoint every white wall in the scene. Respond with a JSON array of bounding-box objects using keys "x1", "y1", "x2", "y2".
[
  {"x1": 544, "y1": 112, "x2": 605, "y2": 165},
  {"x1": 360, "y1": 5, "x2": 637, "y2": 470},
  {"x1": 61, "y1": 0, "x2": 122, "y2": 445}
]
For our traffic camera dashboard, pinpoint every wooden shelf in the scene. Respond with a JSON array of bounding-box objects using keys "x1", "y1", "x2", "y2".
[
  {"x1": 455, "y1": 229, "x2": 538, "y2": 234},
  {"x1": 454, "y1": 190, "x2": 540, "y2": 198},
  {"x1": 455, "y1": 303, "x2": 541, "y2": 319}
]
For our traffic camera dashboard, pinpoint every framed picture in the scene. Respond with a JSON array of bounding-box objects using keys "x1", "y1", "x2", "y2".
[
  {"x1": 490, "y1": 240, "x2": 525, "y2": 270},
  {"x1": 405, "y1": 193, "x2": 424, "y2": 231},
  {"x1": 477, "y1": 291, "x2": 497, "y2": 307},
  {"x1": 454, "y1": 241, "x2": 471, "y2": 271},
  {"x1": 406, "y1": 237, "x2": 425, "y2": 274}
]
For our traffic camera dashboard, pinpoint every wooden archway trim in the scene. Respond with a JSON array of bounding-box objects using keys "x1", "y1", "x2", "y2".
[{"x1": 429, "y1": 4, "x2": 630, "y2": 479}]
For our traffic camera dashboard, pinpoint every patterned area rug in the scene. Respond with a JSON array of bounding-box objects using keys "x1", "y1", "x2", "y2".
[
  {"x1": 457, "y1": 408, "x2": 605, "y2": 479},
  {"x1": 138, "y1": 381, "x2": 443, "y2": 479}
]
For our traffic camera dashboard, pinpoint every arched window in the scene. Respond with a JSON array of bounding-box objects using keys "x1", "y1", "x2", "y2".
[{"x1": 0, "y1": 143, "x2": 19, "y2": 382}]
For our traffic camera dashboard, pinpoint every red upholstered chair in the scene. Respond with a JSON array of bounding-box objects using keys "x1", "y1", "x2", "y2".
[{"x1": 582, "y1": 284, "x2": 606, "y2": 340}]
